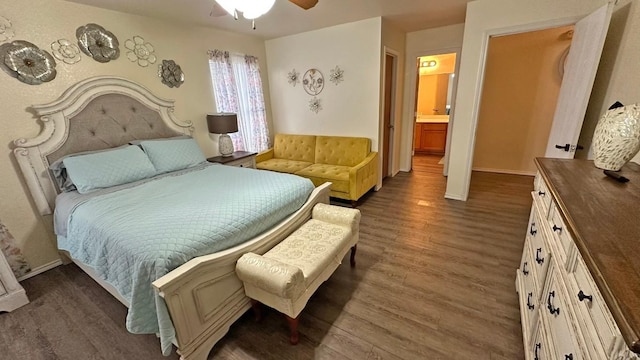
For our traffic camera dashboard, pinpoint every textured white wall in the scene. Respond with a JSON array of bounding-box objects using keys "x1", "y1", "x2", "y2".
[
  {"x1": 0, "y1": 0, "x2": 269, "y2": 270},
  {"x1": 445, "y1": 0, "x2": 608, "y2": 201},
  {"x1": 265, "y1": 18, "x2": 382, "y2": 151}
]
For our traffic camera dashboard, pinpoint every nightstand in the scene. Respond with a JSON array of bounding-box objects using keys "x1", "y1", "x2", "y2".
[{"x1": 207, "y1": 151, "x2": 257, "y2": 169}]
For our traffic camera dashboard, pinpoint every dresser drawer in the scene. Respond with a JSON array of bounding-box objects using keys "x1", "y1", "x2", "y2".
[
  {"x1": 530, "y1": 318, "x2": 551, "y2": 360},
  {"x1": 528, "y1": 206, "x2": 550, "y2": 293},
  {"x1": 533, "y1": 174, "x2": 551, "y2": 217},
  {"x1": 548, "y1": 202, "x2": 573, "y2": 261},
  {"x1": 518, "y1": 240, "x2": 539, "y2": 344},
  {"x1": 571, "y1": 257, "x2": 618, "y2": 355},
  {"x1": 542, "y1": 263, "x2": 584, "y2": 360}
]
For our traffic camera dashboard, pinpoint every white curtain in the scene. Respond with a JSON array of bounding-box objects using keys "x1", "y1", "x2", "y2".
[{"x1": 208, "y1": 50, "x2": 270, "y2": 152}]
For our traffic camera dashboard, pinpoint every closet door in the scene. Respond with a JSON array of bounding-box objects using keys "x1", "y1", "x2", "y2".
[{"x1": 544, "y1": 3, "x2": 613, "y2": 158}]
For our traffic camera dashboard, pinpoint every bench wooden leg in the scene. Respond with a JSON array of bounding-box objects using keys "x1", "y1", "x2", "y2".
[
  {"x1": 350, "y1": 244, "x2": 357, "y2": 267},
  {"x1": 250, "y1": 299, "x2": 263, "y2": 322},
  {"x1": 285, "y1": 314, "x2": 300, "y2": 345}
]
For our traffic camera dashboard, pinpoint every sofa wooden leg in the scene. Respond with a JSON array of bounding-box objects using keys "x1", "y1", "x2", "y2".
[
  {"x1": 285, "y1": 314, "x2": 300, "y2": 345},
  {"x1": 350, "y1": 244, "x2": 357, "y2": 267},
  {"x1": 250, "y1": 299, "x2": 263, "y2": 322},
  {"x1": 351, "y1": 200, "x2": 358, "y2": 207}
]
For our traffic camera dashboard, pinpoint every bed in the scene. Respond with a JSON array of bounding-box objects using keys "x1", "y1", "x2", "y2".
[{"x1": 12, "y1": 76, "x2": 331, "y2": 360}]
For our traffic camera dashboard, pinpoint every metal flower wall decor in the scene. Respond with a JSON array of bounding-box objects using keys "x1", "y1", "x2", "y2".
[
  {"x1": 0, "y1": 40, "x2": 56, "y2": 85},
  {"x1": 125, "y1": 35, "x2": 156, "y2": 67},
  {"x1": 302, "y1": 68, "x2": 324, "y2": 96},
  {"x1": 329, "y1": 65, "x2": 344, "y2": 85},
  {"x1": 0, "y1": 16, "x2": 15, "y2": 43},
  {"x1": 158, "y1": 59, "x2": 184, "y2": 88},
  {"x1": 51, "y1": 39, "x2": 81, "y2": 64},
  {"x1": 76, "y1": 23, "x2": 120, "y2": 63},
  {"x1": 309, "y1": 97, "x2": 322, "y2": 114},
  {"x1": 287, "y1": 68, "x2": 299, "y2": 86}
]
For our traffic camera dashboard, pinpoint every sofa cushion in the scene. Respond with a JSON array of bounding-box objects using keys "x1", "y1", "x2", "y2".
[
  {"x1": 315, "y1": 136, "x2": 371, "y2": 167},
  {"x1": 257, "y1": 158, "x2": 313, "y2": 173},
  {"x1": 273, "y1": 134, "x2": 316, "y2": 163},
  {"x1": 294, "y1": 164, "x2": 350, "y2": 194}
]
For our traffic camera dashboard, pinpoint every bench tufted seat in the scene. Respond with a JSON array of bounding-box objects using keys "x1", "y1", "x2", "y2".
[
  {"x1": 235, "y1": 203, "x2": 360, "y2": 344},
  {"x1": 256, "y1": 134, "x2": 378, "y2": 203}
]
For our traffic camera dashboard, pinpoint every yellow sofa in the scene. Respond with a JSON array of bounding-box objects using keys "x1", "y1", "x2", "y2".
[{"x1": 256, "y1": 134, "x2": 378, "y2": 202}]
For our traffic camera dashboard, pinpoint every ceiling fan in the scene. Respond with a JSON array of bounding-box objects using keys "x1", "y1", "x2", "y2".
[{"x1": 210, "y1": 0, "x2": 319, "y2": 19}]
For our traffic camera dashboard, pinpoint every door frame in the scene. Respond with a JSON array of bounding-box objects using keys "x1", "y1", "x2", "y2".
[
  {"x1": 446, "y1": 3, "x2": 612, "y2": 201},
  {"x1": 381, "y1": 47, "x2": 400, "y2": 179},
  {"x1": 403, "y1": 47, "x2": 461, "y2": 175}
]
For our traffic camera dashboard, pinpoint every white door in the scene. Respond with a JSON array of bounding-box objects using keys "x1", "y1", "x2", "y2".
[{"x1": 544, "y1": 3, "x2": 613, "y2": 158}]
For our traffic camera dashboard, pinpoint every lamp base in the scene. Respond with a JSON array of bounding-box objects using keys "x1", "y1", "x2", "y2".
[{"x1": 219, "y1": 133, "x2": 234, "y2": 157}]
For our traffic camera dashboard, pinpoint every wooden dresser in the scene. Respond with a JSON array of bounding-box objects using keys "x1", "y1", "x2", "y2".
[{"x1": 516, "y1": 158, "x2": 640, "y2": 360}]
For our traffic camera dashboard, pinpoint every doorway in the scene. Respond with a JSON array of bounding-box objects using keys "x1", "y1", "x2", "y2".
[
  {"x1": 472, "y1": 26, "x2": 575, "y2": 177},
  {"x1": 412, "y1": 53, "x2": 457, "y2": 173}
]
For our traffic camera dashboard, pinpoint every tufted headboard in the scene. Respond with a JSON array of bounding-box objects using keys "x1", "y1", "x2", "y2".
[{"x1": 13, "y1": 76, "x2": 193, "y2": 216}]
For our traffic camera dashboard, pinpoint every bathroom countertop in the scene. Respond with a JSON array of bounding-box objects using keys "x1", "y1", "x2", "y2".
[{"x1": 416, "y1": 115, "x2": 449, "y2": 123}]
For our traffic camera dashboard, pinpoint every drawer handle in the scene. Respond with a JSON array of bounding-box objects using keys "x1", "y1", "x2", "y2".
[
  {"x1": 565, "y1": 354, "x2": 573, "y2": 360},
  {"x1": 535, "y1": 248, "x2": 544, "y2": 265},
  {"x1": 527, "y1": 293, "x2": 535, "y2": 310},
  {"x1": 578, "y1": 290, "x2": 593, "y2": 302},
  {"x1": 547, "y1": 291, "x2": 560, "y2": 315},
  {"x1": 552, "y1": 224, "x2": 563, "y2": 233},
  {"x1": 530, "y1": 223, "x2": 537, "y2": 236},
  {"x1": 522, "y1": 262, "x2": 529, "y2": 276},
  {"x1": 534, "y1": 343, "x2": 541, "y2": 360},
  {"x1": 538, "y1": 191, "x2": 546, "y2": 196}
]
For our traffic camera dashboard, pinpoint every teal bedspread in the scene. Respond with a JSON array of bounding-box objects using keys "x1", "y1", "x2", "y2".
[{"x1": 58, "y1": 164, "x2": 314, "y2": 355}]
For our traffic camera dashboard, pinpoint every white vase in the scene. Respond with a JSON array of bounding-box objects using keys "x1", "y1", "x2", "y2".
[{"x1": 592, "y1": 103, "x2": 640, "y2": 171}]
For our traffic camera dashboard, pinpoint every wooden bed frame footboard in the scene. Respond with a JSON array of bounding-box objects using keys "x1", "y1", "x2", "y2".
[{"x1": 152, "y1": 183, "x2": 331, "y2": 360}]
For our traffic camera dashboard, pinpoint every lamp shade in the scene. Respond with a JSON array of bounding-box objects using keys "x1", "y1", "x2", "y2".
[{"x1": 207, "y1": 113, "x2": 238, "y2": 134}]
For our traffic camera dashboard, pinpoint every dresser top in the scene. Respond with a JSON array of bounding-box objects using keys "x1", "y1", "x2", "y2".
[{"x1": 536, "y1": 158, "x2": 640, "y2": 354}]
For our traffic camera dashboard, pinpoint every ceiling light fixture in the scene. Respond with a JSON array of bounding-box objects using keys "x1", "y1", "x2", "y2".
[{"x1": 215, "y1": 0, "x2": 276, "y2": 29}]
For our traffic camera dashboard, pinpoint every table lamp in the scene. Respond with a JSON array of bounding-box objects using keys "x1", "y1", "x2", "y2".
[{"x1": 207, "y1": 113, "x2": 238, "y2": 157}]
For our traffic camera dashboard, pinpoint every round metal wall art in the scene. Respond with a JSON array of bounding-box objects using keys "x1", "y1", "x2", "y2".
[
  {"x1": 125, "y1": 35, "x2": 156, "y2": 67},
  {"x1": 0, "y1": 40, "x2": 57, "y2": 85},
  {"x1": 302, "y1": 68, "x2": 324, "y2": 95},
  {"x1": 76, "y1": 23, "x2": 120, "y2": 63},
  {"x1": 0, "y1": 16, "x2": 15, "y2": 43},
  {"x1": 51, "y1": 39, "x2": 81, "y2": 64},
  {"x1": 158, "y1": 59, "x2": 184, "y2": 88}
]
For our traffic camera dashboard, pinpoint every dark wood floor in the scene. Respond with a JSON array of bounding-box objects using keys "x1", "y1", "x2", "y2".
[{"x1": 0, "y1": 155, "x2": 533, "y2": 359}]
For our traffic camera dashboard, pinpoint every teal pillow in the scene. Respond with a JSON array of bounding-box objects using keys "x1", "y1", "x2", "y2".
[
  {"x1": 139, "y1": 138, "x2": 206, "y2": 174},
  {"x1": 63, "y1": 145, "x2": 157, "y2": 194}
]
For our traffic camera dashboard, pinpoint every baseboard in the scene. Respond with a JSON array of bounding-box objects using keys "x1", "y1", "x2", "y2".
[
  {"x1": 445, "y1": 192, "x2": 467, "y2": 201},
  {"x1": 17, "y1": 259, "x2": 63, "y2": 282},
  {"x1": 472, "y1": 167, "x2": 536, "y2": 177}
]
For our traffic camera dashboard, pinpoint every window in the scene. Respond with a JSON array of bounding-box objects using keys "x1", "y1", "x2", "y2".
[{"x1": 208, "y1": 49, "x2": 270, "y2": 152}]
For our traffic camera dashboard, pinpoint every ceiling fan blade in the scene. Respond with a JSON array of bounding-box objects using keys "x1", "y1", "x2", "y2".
[
  {"x1": 210, "y1": 3, "x2": 229, "y2": 17},
  {"x1": 289, "y1": 0, "x2": 319, "y2": 10}
]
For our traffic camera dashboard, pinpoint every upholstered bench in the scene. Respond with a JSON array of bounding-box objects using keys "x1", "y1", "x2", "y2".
[{"x1": 235, "y1": 203, "x2": 360, "y2": 344}]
